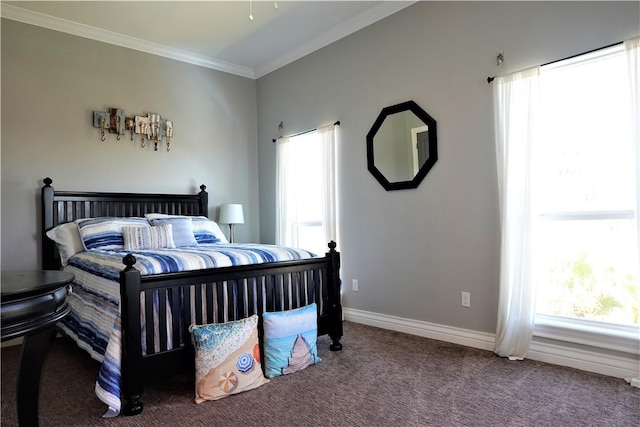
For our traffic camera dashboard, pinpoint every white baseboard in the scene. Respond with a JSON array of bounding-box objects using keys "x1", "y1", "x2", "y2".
[
  {"x1": 343, "y1": 307, "x2": 495, "y2": 351},
  {"x1": 343, "y1": 307, "x2": 640, "y2": 380}
]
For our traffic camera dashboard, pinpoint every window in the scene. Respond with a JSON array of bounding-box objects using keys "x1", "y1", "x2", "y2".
[
  {"x1": 493, "y1": 38, "x2": 639, "y2": 359},
  {"x1": 533, "y1": 45, "x2": 638, "y2": 341},
  {"x1": 275, "y1": 124, "x2": 337, "y2": 256}
]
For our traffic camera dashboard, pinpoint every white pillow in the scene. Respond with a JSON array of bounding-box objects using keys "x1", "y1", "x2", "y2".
[
  {"x1": 45, "y1": 222, "x2": 84, "y2": 266},
  {"x1": 145, "y1": 213, "x2": 175, "y2": 221}
]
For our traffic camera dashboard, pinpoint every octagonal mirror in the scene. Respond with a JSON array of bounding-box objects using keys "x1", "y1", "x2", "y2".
[{"x1": 366, "y1": 100, "x2": 437, "y2": 190}]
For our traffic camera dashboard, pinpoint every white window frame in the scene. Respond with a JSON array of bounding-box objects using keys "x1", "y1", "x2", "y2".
[
  {"x1": 535, "y1": 314, "x2": 639, "y2": 354},
  {"x1": 275, "y1": 124, "x2": 338, "y2": 255},
  {"x1": 531, "y1": 44, "x2": 639, "y2": 354}
]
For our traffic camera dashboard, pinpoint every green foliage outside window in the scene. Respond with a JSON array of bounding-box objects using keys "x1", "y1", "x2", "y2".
[{"x1": 538, "y1": 252, "x2": 639, "y2": 325}]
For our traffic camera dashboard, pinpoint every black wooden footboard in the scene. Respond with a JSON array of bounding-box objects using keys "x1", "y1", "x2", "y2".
[{"x1": 119, "y1": 246, "x2": 342, "y2": 415}]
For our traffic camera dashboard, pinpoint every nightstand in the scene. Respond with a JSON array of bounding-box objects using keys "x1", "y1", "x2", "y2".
[{"x1": 1, "y1": 270, "x2": 74, "y2": 427}]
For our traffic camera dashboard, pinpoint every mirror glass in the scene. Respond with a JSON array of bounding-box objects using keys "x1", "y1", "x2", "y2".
[{"x1": 367, "y1": 101, "x2": 437, "y2": 191}]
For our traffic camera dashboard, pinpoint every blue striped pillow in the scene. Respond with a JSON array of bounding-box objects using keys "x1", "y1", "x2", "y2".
[
  {"x1": 192, "y1": 217, "x2": 227, "y2": 244},
  {"x1": 76, "y1": 217, "x2": 149, "y2": 251}
]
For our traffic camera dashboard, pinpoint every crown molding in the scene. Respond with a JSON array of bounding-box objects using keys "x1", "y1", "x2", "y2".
[
  {"x1": 254, "y1": 1, "x2": 416, "y2": 78},
  {"x1": 0, "y1": 3, "x2": 256, "y2": 79}
]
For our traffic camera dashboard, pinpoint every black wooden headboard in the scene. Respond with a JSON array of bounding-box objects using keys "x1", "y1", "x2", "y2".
[{"x1": 41, "y1": 177, "x2": 208, "y2": 270}]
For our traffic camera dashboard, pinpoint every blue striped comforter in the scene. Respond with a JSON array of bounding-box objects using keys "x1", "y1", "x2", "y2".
[{"x1": 59, "y1": 243, "x2": 316, "y2": 417}]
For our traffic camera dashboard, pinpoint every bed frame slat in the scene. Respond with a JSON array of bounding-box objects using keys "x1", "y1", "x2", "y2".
[
  {"x1": 157, "y1": 289, "x2": 168, "y2": 352},
  {"x1": 236, "y1": 279, "x2": 245, "y2": 320},
  {"x1": 145, "y1": 292, "x2": 154, "y2": 354},
  {"x1": 171, "y1": 288, "x2": 181, "y2": 349},
  {"x1": 194, "y1": 285, "x2": 203, "y2": 325}
]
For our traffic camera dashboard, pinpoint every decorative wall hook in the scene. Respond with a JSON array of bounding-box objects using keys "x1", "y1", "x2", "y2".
[
  {"x1": 109, "y1": 108, "x2": 125, "y2": 141},
  {"x1": 125, "y1": 117, "x2": 135, "y2": 141},
  {"x1": 166, "y1": 121, "x2": 173, "y2": 152},
  {"x1": 135, "y1": 115, "x2": 148, "y2": 147},
  {"x1": 100, "y1": 117, "x2": 106, "y2": 141},
  {"x1": 497, "y1": 49, "x2": 504, "y2": 67},
  {"x1": 93, "y1": 111, "x2": 109, "y2": 141}
]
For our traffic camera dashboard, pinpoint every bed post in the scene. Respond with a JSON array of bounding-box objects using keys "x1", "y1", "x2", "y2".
[
  {"x1": 41, "y1": 177, "x2": 58, "y2": 270},
  {"x1": 120, "y1": 254, "x2": 144, "y2": 416},
  {"x1": 326, "y1": 241, "x2": 343, "y2": 351},
  {"x1": 198, "y1": 184, "x2": 208, "y2": 217}
]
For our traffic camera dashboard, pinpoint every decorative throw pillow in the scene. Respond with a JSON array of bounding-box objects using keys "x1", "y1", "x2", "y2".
[
  {"x1": 122, "y1": 224, "x2": 175, "y2": 251},
  {"x1": 76, "y1": 217, "x2": 149, "y2": 251},
  {"x1": 145, "y1": 214, "x2": 228, "y2": 244},
  {"x1": 45, "y1": 222, "x2": 84, "y2": 265},
  {"x1": 191, "y1": 217, "x2": 228, "y2": 244},
  {"x1": 189, "y1": 315, "x2": 268, "y2": 404},
  {"x1": 262, "y1": 303, "x2": 321, "y2": 378},
  {"x1": 149, "y1": 217, "x2": 198, "y2": 247}
]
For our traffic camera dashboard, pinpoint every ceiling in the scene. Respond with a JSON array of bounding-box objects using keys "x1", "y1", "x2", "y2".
[{"x1": 2, "y1": 1, "x2": 415, "y2": 79}]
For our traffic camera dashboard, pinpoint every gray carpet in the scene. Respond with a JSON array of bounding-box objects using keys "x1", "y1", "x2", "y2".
[{"x1": 1, "y1": 321, "x2": 638, "y2": 426}]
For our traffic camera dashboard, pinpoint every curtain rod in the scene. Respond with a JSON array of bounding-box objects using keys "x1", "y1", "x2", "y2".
[
  {"x1": 272, "y1": 121, "x2": 340, "y2": 143},
  {"x1": 487, "y1": 41, "x2": 623, "y2": 84}
]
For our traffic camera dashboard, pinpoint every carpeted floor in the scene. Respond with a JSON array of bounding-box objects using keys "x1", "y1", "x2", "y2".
[{"x1": 1, "y1": 321, "x2": 638, "y2": 426}]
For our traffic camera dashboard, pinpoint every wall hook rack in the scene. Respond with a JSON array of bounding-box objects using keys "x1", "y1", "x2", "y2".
[{"x1": 92, "y1": 107, "x2": 173, "y2": 152}]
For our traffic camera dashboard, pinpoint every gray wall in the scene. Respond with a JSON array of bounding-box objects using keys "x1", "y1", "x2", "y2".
[
  {"x1": 256, "y1": 2, "x2": 640, "y2": 334},
  {"x1": 1, "y1": 19, "x2": 259, "y2": 269}
]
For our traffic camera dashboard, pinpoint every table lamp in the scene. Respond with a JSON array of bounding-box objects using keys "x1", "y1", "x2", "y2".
[{"x1": 219, "y1": 204, "x2": 244, "y2": 243}]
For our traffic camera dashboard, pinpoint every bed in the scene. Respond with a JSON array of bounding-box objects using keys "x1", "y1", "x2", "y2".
[{"x1": 40, "y1": 177, "x2": 343, "y2": 416}]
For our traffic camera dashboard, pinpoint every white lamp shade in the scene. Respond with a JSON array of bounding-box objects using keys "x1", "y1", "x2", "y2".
[{"x1": 219, "y1": 204, "x2": 244, "y2": 224}]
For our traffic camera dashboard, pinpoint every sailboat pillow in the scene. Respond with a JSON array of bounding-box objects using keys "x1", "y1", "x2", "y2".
[{"x1": 262, "y1": 303, "x2": 321, "y2": 378}]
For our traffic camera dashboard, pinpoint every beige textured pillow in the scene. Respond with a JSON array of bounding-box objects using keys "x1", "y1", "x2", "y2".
[{"x1": 122, "y1": 224, "x2": 175, "y2": 250}]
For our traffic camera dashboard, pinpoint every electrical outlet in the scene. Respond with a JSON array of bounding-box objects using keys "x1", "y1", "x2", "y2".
[
  {"x1": 352, "y1": 279, "x2": 359, "y2": 292},
  {"x1": 461, "y1": 291, "x2": 471, "y2": 307}
]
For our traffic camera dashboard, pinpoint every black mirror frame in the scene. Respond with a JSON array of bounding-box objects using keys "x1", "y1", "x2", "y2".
[{"x1": 366, "y1": 100, "x2": 438, "y2": 191}]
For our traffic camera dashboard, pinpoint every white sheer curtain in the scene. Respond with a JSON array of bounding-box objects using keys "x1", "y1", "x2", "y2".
[
  {"x1": 493, "y1": 67, "x2": 540, "y2": 360},
  {"x1": 275, "y1": 135, "x2": 293, "y2": 247},
  {"x1": 275, "y1": 124, "x2": 337, "y2": 253},
  {"x1": 318, "y1": 124, "x2": 338, "y2": 248},
  {"x1": 624, "y1": 36, "x2": 640, "y2": 388}
]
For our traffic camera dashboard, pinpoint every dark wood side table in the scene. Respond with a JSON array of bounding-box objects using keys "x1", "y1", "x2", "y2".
[{"x1": 1, "y1": 270, "x2": 74, "y2": 427}]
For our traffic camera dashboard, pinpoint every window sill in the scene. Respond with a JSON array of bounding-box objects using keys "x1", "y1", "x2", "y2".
[{"x1": 534, "y1": 314, "x2": 639, "y2": 355}]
